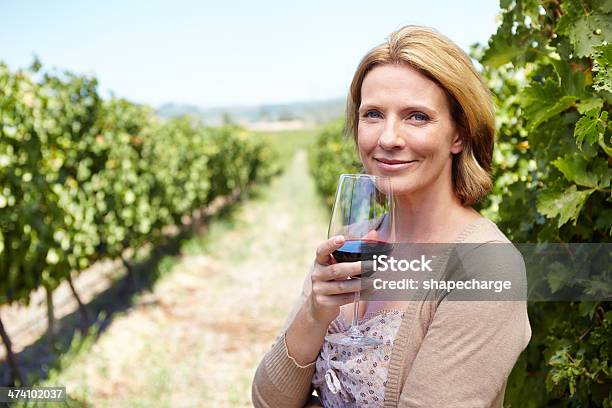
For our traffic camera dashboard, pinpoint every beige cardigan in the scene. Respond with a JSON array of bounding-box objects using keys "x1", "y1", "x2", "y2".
[{"x1": 252, "y1": 218, "x2": 532, "y2": 407}]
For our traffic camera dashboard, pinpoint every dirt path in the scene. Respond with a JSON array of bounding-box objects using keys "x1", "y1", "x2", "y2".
[{"x1": 49, "y1": 149, "x2": 328, "y2": 407}]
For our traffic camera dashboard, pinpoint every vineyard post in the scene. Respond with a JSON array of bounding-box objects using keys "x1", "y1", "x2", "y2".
[
  {"x1": 0, "y1": 316, "x2": 25, "y2": 386},
  {"x1": 44, "y1": 285, "x2": 57, "y2": 351},
  {"x1": 67, "y1": 273, "x2": 89, "y2": 330}
]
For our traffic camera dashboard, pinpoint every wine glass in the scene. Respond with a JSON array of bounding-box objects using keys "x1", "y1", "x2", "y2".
[{"x1": 325, "y1": 174, "x2": 395, "y2": 347}]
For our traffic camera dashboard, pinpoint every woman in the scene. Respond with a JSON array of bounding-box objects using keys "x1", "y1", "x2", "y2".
[{"x1": 252, "y1": 25, "x2": 531, "y2": 407}]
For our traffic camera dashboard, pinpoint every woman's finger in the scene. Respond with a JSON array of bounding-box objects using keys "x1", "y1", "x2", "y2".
[
  {"x1": 313, "y1": 278, "x2": 362, "y2": 296},
  {"x1": 315, "y1": 235, "x2": 345, "y2": 265},
  {"x1": 312, "y1": 261, "x2": 361, "y2": 282}
]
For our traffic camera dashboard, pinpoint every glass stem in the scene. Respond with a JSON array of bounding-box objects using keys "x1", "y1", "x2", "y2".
[{"x1": 348, "y1": 291, "x2": 362, "y2": 338}]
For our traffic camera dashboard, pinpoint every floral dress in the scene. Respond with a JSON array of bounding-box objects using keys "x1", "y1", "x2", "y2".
[{"x1": 312, "y1": 310, "x2": 404, "y2": 407}]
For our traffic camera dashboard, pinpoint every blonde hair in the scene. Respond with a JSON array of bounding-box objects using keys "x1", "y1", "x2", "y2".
[{"x1": 346, "y1": 25, "x2": 495, "y2": 205}]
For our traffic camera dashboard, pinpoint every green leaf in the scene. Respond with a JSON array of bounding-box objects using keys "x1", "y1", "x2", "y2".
[
  {"x1": 481, "y1": 8, "x2": 537, "y2": 68},
  {"x1": 546, "y1": 261, "x2": 575, "y2": 293},
  {"x1": 592, "y1": 43, "x2": 612, "y2": 94},
  {"x1": 556, "y1": 4, "x2": 612, "y2": 58},
  {"x1": 592, "y1": 159, "x2": 612, "y2": 188},
  {"x1": 537, "y1": 185, "x2": 595, "y2": 227},
  {"x1": 522, "y1": 80, "x2": 577, "y2": 130},
  {"x1": 550, "y1": 59, "x2": 586, "y2": 98},
  {"x1": 577, "y1": 97, "x2": 604, "y2": 114},
  {"x1": 590, "y1": 158, "x2": 612, "y2": 188},
  {"x1": 595, "y1": 209, "x2": 612, "y2": 235},
  {"x1": 574, "y1": 109, "x2": 608, "y2": 146},
  {"x1": 482, "y1": 38, "x2": 530, "y2": 68},
  {"x1": 578, "y1": 301, "x2": 600, "y2": 319},
  {"x1": 552, "y1": 155, "x2": 599, "y2": 187}
]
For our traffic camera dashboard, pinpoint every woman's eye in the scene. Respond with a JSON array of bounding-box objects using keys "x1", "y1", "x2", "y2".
[
  {"x1": 409, "y1": 112, "x2": 429, "y2": 121},
  {"x1": 364, "y1": 110, "x2": 382, "y2": 119}
]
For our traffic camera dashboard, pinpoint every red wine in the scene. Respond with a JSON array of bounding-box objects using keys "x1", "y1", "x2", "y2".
[{"x1": 332, "y1": 239, "x2": 394, "y2": 263}]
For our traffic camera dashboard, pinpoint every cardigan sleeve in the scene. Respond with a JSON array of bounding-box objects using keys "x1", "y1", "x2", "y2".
[{"x1": 251, "y1": 269, "x2": 318, "y2": 408}]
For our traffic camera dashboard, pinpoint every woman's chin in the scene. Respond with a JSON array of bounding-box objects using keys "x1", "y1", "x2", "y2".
[{"x1": 389, "y1": 177, "x2": 432, "y2": 198}]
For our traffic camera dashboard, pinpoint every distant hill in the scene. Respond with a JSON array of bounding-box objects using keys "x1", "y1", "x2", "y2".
[{"x1": 156, "y1": 98, "x2": 345, "y2": 126}]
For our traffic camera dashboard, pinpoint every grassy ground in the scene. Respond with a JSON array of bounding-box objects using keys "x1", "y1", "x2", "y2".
[
  {"x1": 255, "y1": 128, "x2": 318, "y2": 170},
  {"x1": 26, "y1": 129, "x2": 329, "y2": 407}
]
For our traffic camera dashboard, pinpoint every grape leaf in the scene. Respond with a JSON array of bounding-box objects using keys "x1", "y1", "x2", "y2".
[
  {"x1": 592, "y1": 159, "x2": 612, "y2": 188},
  {"x1": 574, "y1": 108, "x2": 608, "y2": 146},
  {"x1": 522, "y1": 80, "x2": 577, "y2": 130},
  {"x1": 552, "y1": 155, "x2": 599, "y2": 187},
  {"x1": 546, "y1": 261, "x2": 575, "y2": 293},
  {"x1": 537, "y1": 185, "x2": 595, "y2": 227},
  {"x1": 551, "y1": 59, "x2": 587, "y2": 98},
  {"x1": 595, "y1": 209, "x2": 612, "y2": 235},
  {"x1": 480, "y1": 7, "x2": 542, "y2": 68},
  {"x1": 556, "y1": 4, "x2": 612, "y2": 58},
  {"x1": 482, "y1": 39, "x2": 530, "y2": 68},
  {"x1": 577, "y1": 98, "x2": 604, "y2": 114}
]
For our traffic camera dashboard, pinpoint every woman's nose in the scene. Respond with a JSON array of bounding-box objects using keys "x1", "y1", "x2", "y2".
[{"x1": 377, "y1": 118, "x2": 405, "y2": 150}]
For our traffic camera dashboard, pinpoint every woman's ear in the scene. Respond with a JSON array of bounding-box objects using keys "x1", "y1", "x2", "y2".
[{"x1": 450, "y1": 131, "x2": 463, "y2": 155}]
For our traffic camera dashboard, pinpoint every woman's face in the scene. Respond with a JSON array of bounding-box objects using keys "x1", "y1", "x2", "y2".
[{"x1": 357, "y1": 63, "x2": 462, "y2": 200}]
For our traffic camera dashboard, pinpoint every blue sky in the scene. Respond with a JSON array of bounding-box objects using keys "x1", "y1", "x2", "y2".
[{"x1": 1, "y1": 0, "x2": 501, "y2": 108}]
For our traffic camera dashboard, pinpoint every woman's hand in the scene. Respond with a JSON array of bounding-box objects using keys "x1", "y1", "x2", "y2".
[{"x1": 306, "y1": 235, "x2": 363, "y2": 325}]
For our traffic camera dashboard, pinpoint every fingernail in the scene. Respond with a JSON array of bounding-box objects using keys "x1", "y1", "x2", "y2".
[{"x1": 334, "y1": 236, "x2": 344, "y2": 245}]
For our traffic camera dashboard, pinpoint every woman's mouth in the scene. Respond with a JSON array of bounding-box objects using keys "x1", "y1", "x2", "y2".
[{"x1": 374, "y1": 158, "x2": 418, "y2": 172}]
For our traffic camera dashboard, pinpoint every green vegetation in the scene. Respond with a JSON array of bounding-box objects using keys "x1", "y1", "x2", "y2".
[
  {"x1": 479, "y1": 1, "x2": 611, "y2": 405},
  {"x1": 308, "y1": 119, "x2": 361, "y2": 208},
  {"x1": 0, "y1": 60, "x2": 273, "y2": 383}
]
